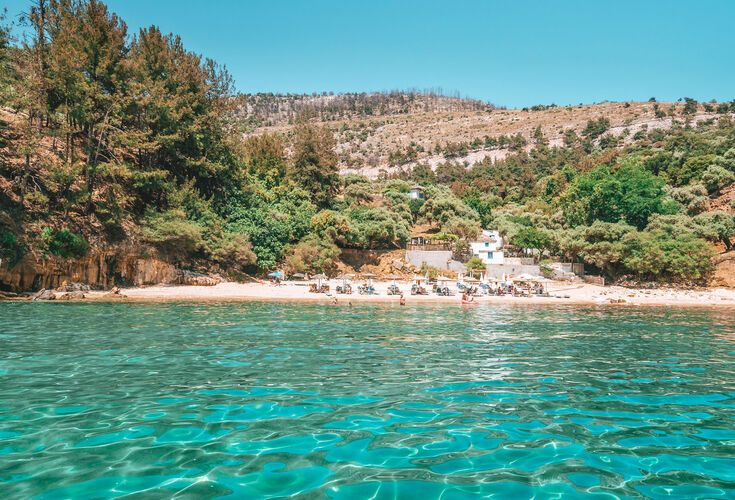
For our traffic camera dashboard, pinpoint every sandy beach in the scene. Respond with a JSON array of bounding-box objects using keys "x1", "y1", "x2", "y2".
[{"x1": 83, "y1": 280, "x2": 735, "y2": 307}]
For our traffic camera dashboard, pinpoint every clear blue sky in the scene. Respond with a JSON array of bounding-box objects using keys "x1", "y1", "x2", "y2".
[{"x1": 4, "y1": 0, "x2": 734, "y2": 107}]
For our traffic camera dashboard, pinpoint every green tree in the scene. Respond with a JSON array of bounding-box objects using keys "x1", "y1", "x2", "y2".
[
  {"x1": 345, "y1": 206, "x2": 410, "y2": 249},
  {"x1": 211, "y1": 233, "x2": 257, "y2": 270},
  {"x1": 512, "y1": 226, "x2": 552, "y2": 255},
  {"x1": 581, "y1": 118, "x2": 610, "y2": 140},
  {"x1": 289, "y1": 121, "x2": 339, "y2": 208},
  {"x1": 577, "y1": 221, "x2": 636, "y2": 279},
  {"x1": 465, "y1": 256, "x2": 486, "y2": 276},
  {"x1": 139, "y1": 209, "x2": 205, "y2": 262},
  {"x1": 310, "y1": 210, "x2": 351, "y2": 245},
  {"x1": 284, "y1": 234, "x2": 341, "y2": 276},
  {"x1": 561, "y1": 161, "x2": 671, "y2": 229},
  {"x1": 442, "y1": 216, "x2": 481, "y2": 241},
  {"x1": 693, "y1": 212, "x2": 735, "y2": 251},
  {"x1": 665, "y1": 183, "x2": 709, "y2": 215},
  {"x1": 241, "y1": 133, "x2": 287, "y2": 186},
  {"x1": 420, "y1": 186, "x2": 480, "y2": 226},
  {"x1": 701, "y1": 165, "x2": 735, "y2": 194},
  {"x1": 624, "y1": 225, "x2": 713, "y2": 283}
]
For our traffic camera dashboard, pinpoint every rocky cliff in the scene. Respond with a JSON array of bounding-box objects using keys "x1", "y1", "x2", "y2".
[{"x1": 0, "y1": 248, "x2": 220, "y2": 292}]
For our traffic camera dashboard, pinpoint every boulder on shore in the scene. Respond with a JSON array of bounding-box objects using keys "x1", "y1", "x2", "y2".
[
  {"x1": 103, "y1": 286, "x2": 127, "y2": 299},
  {"x1": 32, "y1": 289, "x2": 56, "y2": 301},
  {"x1": 176, "y1": 270, "x2": 220, "y2": 286},
  {"x1": 58, "y1": 291, "x2": 85, "y2": 300}
]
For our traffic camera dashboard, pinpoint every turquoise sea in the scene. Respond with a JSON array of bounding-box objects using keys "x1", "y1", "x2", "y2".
[{"x1": 1, "y1": 302, "x2": 734, "y2": 498}]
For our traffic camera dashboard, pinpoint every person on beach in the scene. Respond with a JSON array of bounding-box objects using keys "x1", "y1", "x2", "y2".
[
  {"x1": 399, "y1": 293, "x2": 406, "y2": 306},
  {"x1": 332, "y1": 296, "x2": 338, "y2": 305}
]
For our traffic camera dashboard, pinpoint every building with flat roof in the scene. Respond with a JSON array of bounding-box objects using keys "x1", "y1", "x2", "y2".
[{"x1": 470, "y1": 229, "x2": 504, "y2": 265}]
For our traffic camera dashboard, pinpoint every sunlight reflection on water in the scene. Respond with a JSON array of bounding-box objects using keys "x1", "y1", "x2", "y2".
[{"x1": 1, "y1": 302, "x2": 734, "y2": 498}]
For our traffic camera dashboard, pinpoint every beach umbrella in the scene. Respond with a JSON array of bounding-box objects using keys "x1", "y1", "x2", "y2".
[
  {"x1": 292, "y1": 273, "x2": 305, "y2": 280},
  {"x1": 465, "y1": 277, "x2": 480, "y2": 283},
  {"x1": 268, "y1": 271, "x2": 283, "y2": 278},
  {"x1": 385, "y1": 274, "x2": 400, "y2": 286},
  {"x1": 361, "y1": 272, "x2": 375, "y2": 286},
  {"x1": 314, "y1": 273, "x2": 328, "y2": 288}
]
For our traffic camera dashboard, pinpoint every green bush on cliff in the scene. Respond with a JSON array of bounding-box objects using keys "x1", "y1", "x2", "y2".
[
  {"x1": 0, "y1": 228, "x2": 24, "y2": 267},
  {"x1": 41, "y1": 228, "x2": 88, "y2": 259},
  {"x1": 139, "y1": 210, "x2": 206, "y2": 261}
]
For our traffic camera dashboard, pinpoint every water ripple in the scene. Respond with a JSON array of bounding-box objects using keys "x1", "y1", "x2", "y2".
[{"x1": 1, "y1": 302, "x2": 734, "y2": 498}]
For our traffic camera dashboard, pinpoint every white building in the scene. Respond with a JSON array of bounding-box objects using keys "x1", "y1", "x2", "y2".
[
  {"x1": 408, "y1": 185, "x2": 425, "y2": 200},
  {"x1": 470, "y1": 229, "x2": 504, "y2": 265}
]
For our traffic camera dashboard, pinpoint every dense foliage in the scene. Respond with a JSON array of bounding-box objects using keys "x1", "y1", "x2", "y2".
[{"x1": 0, "y1": 1, "x2": 733, "y2": 286}]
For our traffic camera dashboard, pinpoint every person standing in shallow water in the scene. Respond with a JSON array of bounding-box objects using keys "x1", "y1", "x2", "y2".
[{"x1": 399, "y1": 293, "x2": 406, "y2": 306}]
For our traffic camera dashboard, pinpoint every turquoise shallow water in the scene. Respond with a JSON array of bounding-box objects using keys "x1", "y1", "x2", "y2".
[{"x1": 1, "y1": 302, "x2": 734, "y2": 498}]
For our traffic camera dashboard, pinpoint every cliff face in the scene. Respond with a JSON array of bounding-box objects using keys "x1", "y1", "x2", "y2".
[{"x1": 0, "y1": 251, "x2": 179, "y2": 292}]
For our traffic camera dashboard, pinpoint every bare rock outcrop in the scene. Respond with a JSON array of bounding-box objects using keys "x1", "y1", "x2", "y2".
[
  {"x1": 32, "y1": 289, "x2": 56, "y2": 301},
  {"x1": 0, "y1": 247, "x2": 224, "y2": 293},
  {"x1": 0, "y1": 251, "x2": 178, "y2": 292},
  {"x1": 176, "y1": 270, "x2": 221, "y2": 286}
]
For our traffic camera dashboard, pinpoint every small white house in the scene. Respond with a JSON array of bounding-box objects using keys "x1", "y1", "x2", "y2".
[
  {"x1": 408, "y1": 185, "x2": 425, "y2": 200},
  {"x1": 470, "y1": 229, "x2": 504, "y2": 265}
]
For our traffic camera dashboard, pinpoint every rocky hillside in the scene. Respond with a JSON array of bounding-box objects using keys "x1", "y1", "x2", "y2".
[
  {"x1": 233, "y1": 91, "x2": 493, "y2": 130},
  {"x1": 240, "y1": 97, "x2": 727, "y2": 178}
]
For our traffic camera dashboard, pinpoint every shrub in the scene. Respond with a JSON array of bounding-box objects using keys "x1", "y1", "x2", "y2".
[
  {"x1": 0, "y1": 228, "x2": 24, "y2": 267},
  {"x1": 345, "y1": 206, "x2": 410, "y2": 249},
  {"x1": 211, "y1": 233, "x2": 257, "y2": 270},
  {"x1": 465, "y1": 256, "x2": 486, "y2": 274},
  {"x1": 408, "y1": 197, "x2": 425, "y2": 217},
  {"x1": 624, "y1": 226, "x2": 713, "y2": 283},
  {"x1": 560, "y1": 161, "x2": 670, "y2": 229},
  {"x1": 701, "y1": 165, "x2": 735, "y2": 194},
  {"x1": 41, "y1": 228, "x2": 88, "y2": 258},
  {"x1": 442, "y1": 216, "x2": 481, "y2": 241},
  {"x1": 419, "y1": 263, "x2": 440, "y2": 280},
  {"x1": 665, "y1": 183, "x2": 709, "y2": 215},
  {"x1": 139, "y1": 209, "x2": 205, "y2": 261},
  {"x1": 284, "y1": 234, "x2": 340, "y2": 276}
]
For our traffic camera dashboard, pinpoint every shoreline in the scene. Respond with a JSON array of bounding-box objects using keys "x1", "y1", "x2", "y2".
[{"x1": 67, "y1": 281, "x2": 735, "y2": 308}]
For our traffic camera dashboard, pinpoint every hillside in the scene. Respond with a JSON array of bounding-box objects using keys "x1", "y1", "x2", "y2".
[
  {"x1": 1, "y1": 0, "x2": 734, "y2": 293},
  {"x1": 232, "y1": 91, "x2": 493, "y2": 130},
  {"x1": 241, "y1": 98, "x2": 724, "y2": 177}
]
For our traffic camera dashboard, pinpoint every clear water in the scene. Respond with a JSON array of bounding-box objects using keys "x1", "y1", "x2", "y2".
[{"x1": 1, "y1": 302, "x2": 735, "y2": 499}]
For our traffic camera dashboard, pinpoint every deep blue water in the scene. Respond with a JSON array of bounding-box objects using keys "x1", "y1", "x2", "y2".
[{"x1": 1, "y1": 302, "x2": 734, "y2": 498}]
